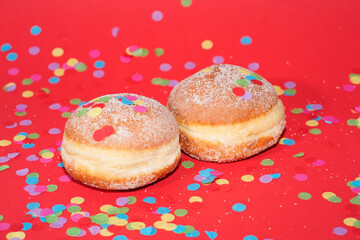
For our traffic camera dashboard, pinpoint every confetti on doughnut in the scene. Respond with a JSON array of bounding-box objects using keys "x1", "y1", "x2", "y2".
[{"x1": 93, "y1": 125, "x2": 115, "y2": 141}]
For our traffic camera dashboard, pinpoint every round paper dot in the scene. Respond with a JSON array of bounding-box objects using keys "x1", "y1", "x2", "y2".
[
  {"x1": 143, "y1": 197, "x2": 156, "y2": 204},
  {"x1": 328, "y1": 195, "x2": 342, "y2": 203},
  {"x1": 161, "y1": 213, "x2": 175, "y2": 222},
  {"x1": 67, "y1": 227, "x2": 81, "y2": 237},
  {"x1": 261, "y1": 159, "x2": 274, "y2": 166},
  {"x1": 309, "y1": 128, "x2": 321, "y2": 135},
  {"x1": 94, "y1": 60, "x2": 105, "y2": 68},
  {"x1": 284, "y1": 81, "x2": 296, "y2": 88},
  {"x1": 181, "y1": 0, "x2": 192, "y2": 7},
  {"x1": 30, "y1": 25, "x2": 41, "y2": 35},
  {"x1": 201, "y1": 40, "x2": 213, "y2": 50},
  {"x1": 333, "y1": 227, "x2": 347, "y2": 236},
  {"x1": 131, "y1": 73, "x2": 143, "y2": 82},
  {"x1": 182, "y1": 161, "x2": 195, "y2": 169},
  {"x1": 89, "y1": 49, "x2": 100, "y2": 58},
  {"x1": 93, "y1": 70, "x2": 105, "y2": 78},
  {"x1": 213, "y1": 56, "x2": 224, "y2": 64},
  {"x1": 306, "y1": 120, "x2": 319, "y2": 127},
  {"x1": 28, "y1": 46, "x2": 40, "y2": 55},
  {"x1": 49, "y1": 77, "x2": 60, "y2": 84},
  {"x1": 241, "y1": 175, "x2": 254, "y2": 182},
  {"x1": 248, "y1": 62, "x2": 259, "y2": 71},
  {"x1": 259, "y1": 175, "x2": 273, "y2": 183},
  {"x1": 241, "y1": 36, "x2": 252, "y2": 45},
  {"x1": 343, "y1": 84, "x2": 355, "y2": 92},
  {"x1": 22, "y1": 91, "x2": 34, "y2": 98},
  {"x1": 322, "y1": 192, "x2": 336, "y2": 200},
  {"x1": 52, "y1": 48, "x2": 64, "y2": 57},
  {"x1": 216, "y1": 179, "x2": 229, "y2": 185},
  {"x1": 344, "y1": 217, "x2": 357, "y2": 226},
  {"x1": 152, "y1": 11, "x2": 163, "y2": 22},
  {"x1": 298, "y1": 192, "x2": 312, "y2": 200},
  {"x1": 1, "y1": 43, "x2": 12, "y2": 52},
  {"x1": 187, "y1": 183, "x2": 200, "y2": 191},
  {"x1": 174, "y1": 209, "x2": 188, "y2": 217},
  {"x1": 54, "y1": 68, "x2": 65, "y2": 77},
  {"x1": 243, "y1": 235, "x2": 258, "y2": 240},
  {"x1": 26, "y1": 176, "x2": 39, "y2": 185},
  {"x1": 189, "y1": 196, "x2": 203, "y2": 203},
  {"x1": 7, "y1": 52, "x2": 18, "y2": 61},
  {"x1": 294, "y1": 174, "x2": 308, "y2": 181},
  {"x1": 350, "y1": 74, "x2": 360, "y2": 84},
  {"x1": 232, "y1": 203, "x2": 246, "y2": 212},
  {"x1": 184, "y1": 61, "x2": 196, "y2": 70},
  {"x1": 133, "y1": 106, "x2": 147, "y2": 113},
  {"x1": 88, "y1": 107, "x2": 102, "y2": 117},
  {"x1": 160, "y1": 63, "x2": 171, "y2": 72},
  {"x1": 8, "y1": 67, "x2": 19, "y2": 76},
  {"x1": 59, "y1": 175, "x2": 72, "y2": 182}
]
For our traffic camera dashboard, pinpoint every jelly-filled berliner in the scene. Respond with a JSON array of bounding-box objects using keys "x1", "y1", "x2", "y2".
[
  {"x1": 61, "y1": 94, "x2": 181, "y2": 190},
  {"x1": 167, "y1": 64, "x2": 286, "y2": 163}
]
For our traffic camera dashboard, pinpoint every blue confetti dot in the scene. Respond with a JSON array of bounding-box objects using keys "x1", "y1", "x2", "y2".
[
  {"x1": 143, "y1": 197, "x2": 156, "y2": 204},
  {"x1": 140, "y1": 226, "x2": 157, "y2": 236},
  {"x1": 199, "y1": 168, "x2": 215, "y2": 177},
  {"x1": 121, "y1": 97, "x2": 133, "y2": 105},
  {"x1": 270, "y1": 173, "x2": 281, "y2": 179},
  {"x1": 241, "y1": 36, "x2": 252, "y2": 45},
  {"x1": 30, "y1": 25, "x2": 42, "y2": 36},
  {"x1": 22, "y1": 222, "x2": 32, "y2": 231},
  {"x1": 173, "y1": 225, "x2": 186, "y2": 233},
  {"x1": 186, "y1": 230, "x2": 200, "y2": 238},
  {"x1": 22, "y1": 143, "x2": 35, "y2": 149},
  {"x1": 352, "y1": 180, "x2": 360, "y2": 187},
  {"x1": 39, "y1": 217, "x2": 46, "y2": 222},
  {"x1": 115, "y1": 214, "x2": 129, "y2": 220},
  {"x1": 49, "y1": 76, "x2": 60, "y2": 84},
  {"x1": 113, "y1": 235, "x2": 127, "y2": 240},
  {"x1": 187, "y1": 183, "x2": 200, "y2": 191},
  {"x1": 201, "y1": 176, "x2": 216, "y2": 184},
  {"x1": 205, "y1": 231, "x2": 218, "y2": 239},
  {"x1": 156, "y1": 207, "x2": 170, "y2": 214},
  {"x1": 243, "y1": 235, "x2": 258, "y2": 240},
  {"x1": 94, "y1": 60, "x2": 105, "y2": 69},
  {"x1": 245, "y1": 75, "x2": 256, "y2": 81},
  {"x1": 26, "y1": 202, "x2": 40, "y2": 210},
  {"x1": 282, "y1": 138, "x2": 295, "y2": 146},
  {"x1": 232, "y1": 203, "x2": 246, "y2": 212},
  {"x1": 6, "y1": 52, "x2": 18, "y2": 61},
  {"x1": 52, "y1": 204, "x2": 66, "y2": 212},
  {"x1": 18, "y1": 132, "x2": 29, "y2": 137},
  {"x1": 26, "y1": 176, "x2": 39, "y2": 185},
  {"x1": 1, "y1": 43, "x2": 12, "y2": 52},
  {"x1": 58, "y1": 162, "x2": 64, "y2": 168},
  {"x1": 101, "y1": 224, "x2": 110, "y2": 229}
]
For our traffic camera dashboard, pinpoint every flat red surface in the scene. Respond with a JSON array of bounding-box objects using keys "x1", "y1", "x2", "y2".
[{"x1": 1, "y1": 1, "x2": 360, "y2": 239}]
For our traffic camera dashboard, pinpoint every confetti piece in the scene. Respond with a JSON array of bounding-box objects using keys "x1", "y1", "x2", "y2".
[
  {"x1": 261, "y1": 159, "x2": 274, "y2": 166},
  {"x1": 143, "y1": 197, "x2": 156, "y2": 204},
  {"x1": 232, "y1": 203, "x2": 246, "y2": 212},
  {"x1": 205, "y1": 231, "x2": 218, "y2": 239},
  {"x1": 189, "y1": 196, "x2": 203, "y2": 203},
  {"x1": 298, "y1": 192, "x2": 312, "y2": 200},
  {"x1": 201, "y1": 40, "x2": 213, "y2": 50},
  {"x1": 293, "y1": 152, "x2": 305, "y2": 158},
  {"x1": 174, "y1": 209, "x2": 188, "y2": 217},
  {"x1": 309, "y1": 128, "x2": 321, "y2": 135},
  {"x1": 182, "y1": 161, "x2": 194, "y2": 168},
  {"x1": 187, "y1": 183, "x2": 200, "y2": 191}
]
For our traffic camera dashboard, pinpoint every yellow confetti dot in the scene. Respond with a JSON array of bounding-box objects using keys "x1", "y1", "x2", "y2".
[
  {"x1": 163, "y1": 222, "x2": 177, "y2": 231},
  {"x1": 238, "y1": 68, "x2": 250, "y2": 74},
  {"x1": 201, "y1": 67, "x2": 213, "y2": 73},
  {"x1": 67, "y1": 58, "x2": 79, "y2": 67},
  {"x1": 54, "y1": 68, "x2": 65, "y2": 77},
  {"x1": 52, "y1": 47, "x2": 64, "y2": 57},
  {"x1": 350, "y1": 74, "x2": 360, "y2": 85},
  {"x1": 154, "y1": 221, "x2": 166, "y2": 229},
  {"x1": 161, "y1": 213, "x2": 175, "y2": 222},
  {"x1": 108, "y1": 217, "x2": 128, "y2": 226},
  {"x1": 13, "y1": 135, "x2": 26, "y2": 141},
  {"x1": 100, "y1": 204, "x2": 113, "y2": 212},
  {"x1": 216, "y1": 178, "x2": 229, "y2": 185},
  {"x1": 130, "y1": 222, "x2": 146, "y2": 230},
  {"x1": 6, "y1": 231, "x2": 25, "y2": 240},
  {"x1": 201, "y1": 40, "x2": 213, "y2": 50},
  {"x1": 70, "y1": 197, "x2": 85, "y2": 204},
  {"x1": 99, "y1": 228, "x2": 113, "y2": 236},
  {"x1": 189, "y1": 196, "x2": 203, "y2": 203},
  {"x1": 71, "y1": 211, "x2": 86, "y2": 217},
  {"x1": 88, "y1": 107, "x2": 102, "y2": 117},
  {"x1": 322, "y1": 191, "x2": 336, "y2": 200},
  {"x1": 0, "y1": 140, "x2": 11, "y2": 147},
  {"x1": 305, "y1": 120, "x2": 319, "y2": 127},
  {"x1": 355, "y1": 177, "x2": 360, "y2": 181},
  {"x1": 22, "y1": 90, "x2": 34, "y2": 98},
  {"x1": 90, "y1": 97, "x2": 99, "y2": 103},
  {"x1": 344, "y1": 217, "x2": 358, "y2": 226},
  {"x1": 42, "y1": 151, "x2": 54, "y2": 159},
  {"x1": 125, "y1": 47, "x2": 133, "y2": 56},
  {"x1": 274, "y1": 85, "x2": 284, "y2": 96},
  {"x1": 133, "y1": 100, "x2": 144, "y2": 105},
  {"x1": 241, "y1": 175, "x2": 254, "y2": 182}
]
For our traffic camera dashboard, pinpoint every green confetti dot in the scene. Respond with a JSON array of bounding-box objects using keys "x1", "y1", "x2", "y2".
[
  {"x1": 347, "y1": 181, "x2": 355, "y2": 188},
  {"x1": 75, "y1": 63, "x2": 87, "y2": 72},
  {"x1": 182, "y1": 161, "x2": 194, "y2": 169},
  {"x1": 328, "y1": 195, "x2": 342, "y2": 203},
  {"x1": 350, "y1": 197, "x2": 360, "y2": 205},
  {"x1": 354, "y1": 220, "x2": 360, "y2": 228},
  {"x1": 91, "y1": 213, "x2": 109, "y2": 224},
  {"x1": 298, "y1": 192, "x2": 312, "y2": 200},
  {"x1": 261, "y1": 159, "x2": 274, "y2": 166},
  {"x1": 291, "y1": 108, "x2": 303, "y2": 114},
  {"x1": 70, "y1": 98, "x2": 81, "y2": 105},
  {"x1": 107, "y1": 207, "x2": 129, "y2": 215},
  {"x1": 41, "y1": 88, "x2": 50, "y2": 94},
  {"x1": 0, "y1": 215, "x2": 3, "y2": 221},
  {"x1": 293, "y1": 152, "x2": 305, "y2": 158},
  {"x1": 15, "y1": 112, "x2": 27, "y2": 117},
  {"x1": 250, "y1": 72, "x2": 262, "y2": 80},
  {"x1": 61, "y1": 112, "x2": 72, "y2": 118},
  {"x1": 55, "y1": 211, "x2": 63, "y2": 216},
  {"x1": 126, "y1": 223, "x2": 135, "y2": 230},
  {"x1": 27, "y1": 172, "x2": 40, "y2": 178},
  {"x1": 347, "y1": 119, "x2": 359, "y2": 126},
  {"x1": 39, "y1": 149, "x2": 50, "y2": 155},
  {"x1": 309, "y1": 128, "x2": 321, "y2": 135},
  {"x1": 284, "y1": 89, "x2": 296, "y2": 95},
  {"x1": 68, "y1": 205, "x2": 81, "y2": 213},
  {"x1": 181, "y1": 0, "x2": 192, "y2": 7},
  {"x1": 76, "y1": 108, "x2": 88, "y2": 117},
  {"x1": 28, "y1": 133, "x2": 40, "y2": 139},
  {"x1": 159, "y1": 79, "x2": 170, "y2": 86},
  {"x1": 236, "y1": 78, "x2": 249, "y2": 86},
  {"x1": 97, "y1": 96, "x2": 111, "y2": 103},
  {"x1": 174, "y1": 209, "x2": 188, "y2": 217},
  {"x1": 154, "y1": 48, "x2": 164, "y2": 57},
  {"x1": 183, "y1": 225, "x2": 195, "y2": 234},
  {"x1": 66, "y1": 227, "x2": 81, "y2": 237},
  {"x1": 132, "y1": 48, "x2": 149, "y2": 57},
  {"x1": 151, "y1": 78, "x2": 162, "y2": 85},
  {"x1": 22, "y1": 78, "x2": 33, "y2": 86},
  {"x1": 0, "y1": 165, "x2": 9, "y2": 171},
  {"x1": 45, "y1": 214, "x2": 58, "y2": 223},
  {"x1": 127, "y1": 196, "x2": 137, "y2": 204}
]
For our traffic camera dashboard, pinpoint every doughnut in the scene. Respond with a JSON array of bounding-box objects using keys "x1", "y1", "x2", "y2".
[
  {"x1": 167, "y1": 64, "x2": 286, "y2": 163},
  {"x1": 61, "y1": 93, "x2": 181, "y2": 190}
]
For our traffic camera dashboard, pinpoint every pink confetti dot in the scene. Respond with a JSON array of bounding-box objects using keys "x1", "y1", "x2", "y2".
[
  {"x1": 133, "y1": 106, "x2": 147, "y2": 113},
  {"x1": 354, "y1": 106, "x2": 360, "y2": 112},
  {"x1": 352, "y1": 187, "x2": 360, "y2": 194},
  {"x1": 40, "y1": 208, "x2": 54, "y2": 217},
  {"x1": 8, "y1": 67, "x2": 19, "y2": 76},
  {"x1": 30, "y1": 74, "x2": 42, "y2": 82},
  {"x1": 127, "y1": 96, "x2": 137, "y2": 101},
  {"x1": 0, "y1": 223, "x2": 10, "y2": 231},
  {"x1": 89, "y1": 49, "x2": 100, "y2": 58},
  {"x1": 343, "y1": 84, "x2": 355, "y2": 92},
  {"x1": 131, "y1": 73, "x2": 143, "y2": 82},
  {"x1": 35, "y1": 185, "x2": 48, "y2": 193},
  {"x1": 71, "y1": 213, "x2": 85, "y2": 222},
  {"x1": 56, "y1": 140, "x2": 62, "y2": 147},
  {"x1": 59, "y1": 174, "x2": 72, "y2": 182},
  {"x1": 294, "y1": 174, "x2": 308, "y2": 181},
  {"x1": 40, "y1": 158, "x2": 52, "y2": 163},
  {"x1": 120, "y1": 55, "x2": 131, "y2": 63},
  {"x1": 312, "y1": 159, "x2": 325, "y2": 166},
  {"x1": 58, "y1": 106, "x2": 70, "y2": 112}
]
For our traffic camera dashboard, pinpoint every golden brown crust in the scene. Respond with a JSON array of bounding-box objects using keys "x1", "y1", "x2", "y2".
[{"x1": 167, "y1": 64, "x2": 279, "y2": 125}]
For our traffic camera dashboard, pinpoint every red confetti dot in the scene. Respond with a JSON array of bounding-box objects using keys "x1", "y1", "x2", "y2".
[
  {"x1": 232, "y1": 87, "x2": 245, "y2": 96},
  {"x1": 252, "y1": 79, "x2": 263, "y2": 85},
  {"x1": 78, "y1": 217, "x2": 91, "y2": 225},
  {"x1": 93, "y1": 125, "x2": 115, "y2": 141},
  {"x1": 92, "y1": 103, "x2": 105, "y2": 109}
]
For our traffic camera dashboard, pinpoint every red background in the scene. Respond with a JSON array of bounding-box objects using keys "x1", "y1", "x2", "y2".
[{"x1": 1, "y1": 0, "x2": 360, "y2": 239}]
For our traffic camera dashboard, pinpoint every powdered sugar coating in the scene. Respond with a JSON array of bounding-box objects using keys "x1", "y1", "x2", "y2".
[
  {"x1": 167, "y1": 64, "x2": 279, "y2": 124},
  {"x1": 64, "y1": 93, "x2": 179, "y2": 150}
]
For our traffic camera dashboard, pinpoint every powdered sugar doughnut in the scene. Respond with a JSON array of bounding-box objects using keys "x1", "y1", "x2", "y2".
[
  {"x1": 167, "y1": 64, "x2": 286, "y2": 163},
  {"x1": 61, "y1": 93, "x2": 180, "y2": 190}
]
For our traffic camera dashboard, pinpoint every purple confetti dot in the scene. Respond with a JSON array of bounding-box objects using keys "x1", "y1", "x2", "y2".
[
  {"x1": 112, "y1": 27, "x2": 119, "y2": 37},
  {"x1": 152, "y1": 10, "x2": 163, "y2": 21},
  {"x1": 49, "y1": 103, "x2": 61, "y2": 110},
  {"x1": 24, "y1": 185, "x2": 37, "y2": 192},
  {"x1": 16, "y1": 104, "x2": 28, "y2": 110},
  {"x1": 160, "y1": 63, "x2": 171, "y2": 72},
  {"x1": 8, "y1": 152, "x2": 20, "y2": 158},
  {"x1": 20, "y1": 120, "x2": 32, "y2": 126},
  {"x1": 16, "y1": 168, "x2": 29, "y2": 176},
  {"x1": 248, "y1": 62, "x2": 259, "y2": 71},
  {"x1": 49, "y1": 128, "x2": 61, "y2": 135},
  {"x1": 78, "y1": 229, "x2": 87, "y2": 237},
  {"x1": 8, "y1": 67, "x2": 19, "y2": 76},
  {"x1": 116, "y1": 197, "x2": 130, "y2": 206},
  {"x1": 213, "y1": 56, "x2": 224, "y2": 64},
  {"x1": 284, "y1": 81, "x2": 296, "y2": 89},
  {"x1": 184, "y1": 61, "x2": 196, "y2": 70},
  {"x1": 89, "y1": 49, "x2": 100, "y2": 58},
  {"x1": 333, "y1": 227, "x2": 347, "y2": 236},
  {"x1": 323, "y1": 116, "x2": 340, "y2": 123},
  {"x1": 241, "y1": 91, "x2": 252, "y2": 100},
  {"x1": 93, "y1": 70, "x2": 105, "y2": 78},
  {"x1": 28, "y1": 46, "x2": 40, "y2": 55},
  {"x1": 48, "y1": 62, "x2": 60, "y2": 71},
  {"x1": 168, "y1": 80, "x2": 179, "y2": 87},
  {"x1": 89, "y1": 226, "x2": 101, "y2": 235},
  {"x1": 194, "y1": 175, "x2": 207, "y2": 182},
  {"x1": 343, "y1": 84, "x2": 355, "y2": 92},
  {"x1": 0, "y1": 156, "x2": 10, "y2": 163},
  {"x1": 27, "y1": 155, "x2": 39, "y2": 162},
  {"x1": 294, "y1": 174, "x2": 308, "y2": 181},
  {"x1": 5, "y1": 122, "x2": 17, "y2": 128},
  {"x1": 259, "y1": 174, "x2": 273, "y2": 183}
]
